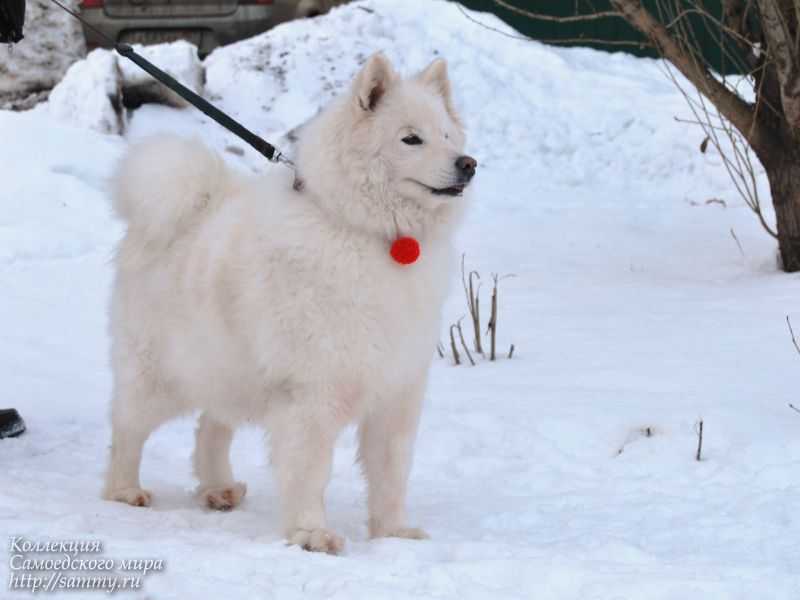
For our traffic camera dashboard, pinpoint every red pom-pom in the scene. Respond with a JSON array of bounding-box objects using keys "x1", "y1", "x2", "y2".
[{"x1": 390, "y1": 236, "x2": 420, "y2": 265}]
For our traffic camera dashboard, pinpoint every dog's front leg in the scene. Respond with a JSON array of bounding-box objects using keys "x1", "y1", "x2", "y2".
[
  {"x1": 358, "y1": 379, "x2": 429, "y2": 540},
  {"x1": 268, "y1": 394, "x2": 345, "y2": 554}
]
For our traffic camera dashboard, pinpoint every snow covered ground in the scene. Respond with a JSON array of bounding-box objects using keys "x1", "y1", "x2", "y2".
[{"x1": 1, "y1": 1, "x2": 799, "y2": 598}]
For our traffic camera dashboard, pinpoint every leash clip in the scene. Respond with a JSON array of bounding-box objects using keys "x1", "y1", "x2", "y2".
[{"x1": 272, "y1": 152, "x2": 296, "y2": 170}]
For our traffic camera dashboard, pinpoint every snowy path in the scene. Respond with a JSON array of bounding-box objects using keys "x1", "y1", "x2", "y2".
[{"x1": 2, "y1": 1, "x2": 800, "y2": 598}]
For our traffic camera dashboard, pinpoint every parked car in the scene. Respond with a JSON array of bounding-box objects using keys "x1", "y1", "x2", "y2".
[{"x1": 79, "y1": 0, "x2": 345, "y2": 56}]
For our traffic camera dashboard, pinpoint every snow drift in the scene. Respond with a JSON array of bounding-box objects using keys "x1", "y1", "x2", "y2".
[{"x1": 44, "y1": 41, "x2": 205, "y2": 134}]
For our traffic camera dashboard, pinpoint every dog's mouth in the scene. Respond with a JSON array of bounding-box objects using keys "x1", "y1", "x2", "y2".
[
  {"x1": 431, "y1": 183, "x2": 467, "y2": 196},
  {"x1": 412, "y1": 180, "x2": 469, "y2": 197}
]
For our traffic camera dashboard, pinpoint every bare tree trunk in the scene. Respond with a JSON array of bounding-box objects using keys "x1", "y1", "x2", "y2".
[{"x1": 768, "y1": 153, "x2": 800, "y2": 271}]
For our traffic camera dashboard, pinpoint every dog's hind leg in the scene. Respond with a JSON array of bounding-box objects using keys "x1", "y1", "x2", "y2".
[
  {"x1": 102, "y1": 386, "x2": 169, "y2": 508},
  {"x1": 193, "y1": 412, "x2": 247, "y2": 511},
  {"x1": 359, "y1": 378, "x2": 429, "y2": 540}
]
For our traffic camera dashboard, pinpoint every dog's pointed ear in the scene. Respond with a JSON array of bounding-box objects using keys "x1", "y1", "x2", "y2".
[
  {"x1": 354, "y1": 53, "x2": 396, "y2": 112},
  {"x1": 418, "y1": 58, "x2": 450, "y2": 97},
  {"x1": 417, "y1": 58, "x2": 462, "y2": 127}
]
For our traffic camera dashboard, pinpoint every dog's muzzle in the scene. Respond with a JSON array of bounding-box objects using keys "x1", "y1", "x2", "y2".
[{"x1": 430, "y1": 155, "x2": 478, "y2": 196}]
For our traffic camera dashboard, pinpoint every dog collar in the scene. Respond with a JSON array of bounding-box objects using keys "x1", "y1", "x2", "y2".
[{"x1": 294, "y1": 177, "x2": 418, "y2": 265}]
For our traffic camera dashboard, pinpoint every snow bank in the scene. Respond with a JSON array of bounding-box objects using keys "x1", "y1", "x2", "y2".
[
  {"x1": 0, "y1": 0, "x2": 85, "y2": 98},
  {"x1": 0, "y1": 110, "x2": 123, "y2": 263},
  {"x1": 200, "y1": 0, "x2": 755, "y2": 203},
  {"x1": 44, "y1": 41, "x2": 205, "y2": 133},
  {"x1": 46, "y1": 49, "x2": 122, "y2": 135},
  {"x1": 40, "y1": 0, "x2": 768, "y2": 213}
]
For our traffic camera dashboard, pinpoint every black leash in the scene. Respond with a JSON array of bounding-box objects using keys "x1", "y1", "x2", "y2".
[{"x1": 48, "y1": 0, "x2": 293, "y2": 168}]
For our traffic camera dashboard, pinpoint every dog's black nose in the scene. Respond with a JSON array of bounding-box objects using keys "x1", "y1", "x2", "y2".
[{"x1": 456, "y1": 155, "x2": 477, "y2": 180}]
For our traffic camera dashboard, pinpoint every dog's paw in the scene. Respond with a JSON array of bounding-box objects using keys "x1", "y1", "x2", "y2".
[
  {"x1": 373, "y1": 527, "x2": 430, "y2": 540},
  {"x1": 104, "y1": 487, "x2": 152, "y2": 507},
  {"x1": 201, "y1": 482, "x2": 247, "y2": 511},
  {"x1": 287, "y1": 528, "x2": 345, "y2": 555}
]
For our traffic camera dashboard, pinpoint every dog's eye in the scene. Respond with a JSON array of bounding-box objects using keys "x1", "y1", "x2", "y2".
[{"x1": 402, "y1": 134, "x2": 423, "y2": 146}]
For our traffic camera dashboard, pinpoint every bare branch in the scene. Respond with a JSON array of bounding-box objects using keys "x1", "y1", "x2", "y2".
[
  {"x1": 539, "y1": 37, "x2": 653, "y2": 48},
  {"x1": 488, "y1": 274, "x2": 499, "y2": 361},
  {"x1": 665, "y1": 2, "x2": 765, "y2": 60},
  {"x1": 456, "y1": 318, "x2": 476, "y2": 366},
  {"x1": 662, "y1": 54, "x2": 778, "y2": 238},
  {"x1": 695, "y1": 419, "x2": 704, "y2": 461},
  {"x1": 610, "y1": 0, "x2": 776, "y2": 158},
  {"x1": 786, "y1": 315, "x2": 800, "y2": 354},
  {"x1": 461, "y1": 255, "x2": 483, "y2": 354},
  {"x1": 675, "y1": 115, "x2": 731, "y2": 131},
  {"x1": 491, "y1": 0, "x2": 622, "y2": 22},
  {"x1": 449, "y1": 324, "x2": 461, "y2": 366},
  {"x1": 458, "y1": 3, "x2": 651, "y2": 48},
  {"x1": 664, "y1": 7, "x2": 706, "y2": 30},
  {"x1": 456, "y1": 4, "x2": 533, "y2": 42},
  {"x1": 730, "y1": 227, "x2": 746, "y2": 255}
]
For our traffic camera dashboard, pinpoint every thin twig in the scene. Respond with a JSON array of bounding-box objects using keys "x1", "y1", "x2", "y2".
[
  {"x1": 730, "y1": 228, "x2": 745, "y2": 256},
  {"x1": 660, "y1": 58, "x2": 778, "y2": 239},
  {"x1": 461, "y1": 254, "x2": 483, "y2": 354},
  {"x1": 789, "y1": 403, "x2": 800, "y2": 415},
  {"x1": 695, "y1": 419, "x2": 704, "y2": 461},
  {"x1": 472, "y1": 281, "x2": 482, "y2": 353},
  {"x1": 538, "y1": 36, "x2": 653, "y2": 47},
  {"x1": 459, "y1": 3, "x2": 649, "y2": 48},
  {"x1": 488, "y1": 274, "x2": 498, "y2": 361},
  {"x1": 456, "y1": 318, "x2": 476, "y2": 366},
  {"x1": 674, "y1": 115, "x2": 730, "y2": 131},
  {"x1": 449, "y1": 324, "x2": 461, "y2": 366},
  {"x1": 491, "y1": 0, "x2": 621, "y2": 22},
  {"x1": 787, "y1": 315, "x2": 800, "y2": 355},
  {"x1": 456, "y1": 4, "x2": 533, "y2": 42}
]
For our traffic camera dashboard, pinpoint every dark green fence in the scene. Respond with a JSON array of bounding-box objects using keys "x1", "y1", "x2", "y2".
[{"x1": 455, "y1": 1, "x2": 744, "y2": 74}]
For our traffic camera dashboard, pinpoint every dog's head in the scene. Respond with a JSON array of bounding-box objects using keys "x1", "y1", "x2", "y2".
[
  {"x1": 349, "y1": 54, "x2": 476, "y2": 202},
  {"x1": 295, "y1": 54, "x2": 476, "y2": 238}
]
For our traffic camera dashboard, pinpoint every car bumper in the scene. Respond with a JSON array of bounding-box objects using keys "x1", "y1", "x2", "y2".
[{"x1": 80, "y1": 5, "x2": 274, "y2": 55}]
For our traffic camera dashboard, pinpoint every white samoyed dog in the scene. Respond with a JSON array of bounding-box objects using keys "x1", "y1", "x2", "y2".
[{"x1": 103, "y1": 54, "x2": 477, "y2": 554}]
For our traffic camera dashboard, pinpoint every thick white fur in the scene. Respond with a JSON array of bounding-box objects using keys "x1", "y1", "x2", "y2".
[{"x1": 103, "y1": 55, "x2": 472, "y2": 554}]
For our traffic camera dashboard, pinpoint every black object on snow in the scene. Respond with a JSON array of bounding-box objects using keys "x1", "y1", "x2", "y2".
[
  {"x1": 0, "y1": 409, "x2": 26, "y2": 438},
  {"x1": 0, "y1": 0, "x2": 26, "y2": 44}
]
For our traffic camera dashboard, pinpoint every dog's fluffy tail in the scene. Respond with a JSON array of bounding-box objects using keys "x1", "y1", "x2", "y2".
[{"x1": 112, "y1": 135, "x2": 230, "y2": 248}]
